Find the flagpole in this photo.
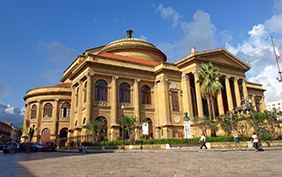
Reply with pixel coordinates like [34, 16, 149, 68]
[271, 36, 282, 82]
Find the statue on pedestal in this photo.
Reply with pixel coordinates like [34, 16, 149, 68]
[183, 112, 192, 139]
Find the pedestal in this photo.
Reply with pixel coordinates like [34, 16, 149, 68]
[183, 121, 192, 139]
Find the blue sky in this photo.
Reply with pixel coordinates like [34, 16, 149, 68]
[1, 0, 282, 127]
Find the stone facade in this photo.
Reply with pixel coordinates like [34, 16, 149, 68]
[22, 31, 266, 144]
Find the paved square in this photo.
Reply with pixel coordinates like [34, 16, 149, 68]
[5, 150, 281, 176]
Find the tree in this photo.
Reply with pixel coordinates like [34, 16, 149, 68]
[84, 120, 107, 143]
[118, 115, 137, 145]
[197, 62, 223, 120]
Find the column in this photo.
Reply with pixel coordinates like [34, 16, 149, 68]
[23, 103, 30, 141]
[70, 85, 76, 128]
[133, 79, 140, 123]
[193, 71, 204, 118]
[52, 99, 59, 137]
[252, 95, 257, 111]
[234, 77, 241, 107]
[77, 80, 83, 127]
[260, 96, 266, 111]
[217, 89, 225, 115]
[110, 76, 118, 125]
[181, 74, 194, 121]
[225, 76, 234, 111]
[86, 73, 93, 123]
[242, 80, 248, 100]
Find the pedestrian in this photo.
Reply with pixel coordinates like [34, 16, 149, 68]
[251, 132, 259, 152]
[199, 133, 207, 149]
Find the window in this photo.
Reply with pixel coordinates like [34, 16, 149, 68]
[119, 82, 130, 103]
[95, 80, 108, 101]
[141, 85, 151, 104]
[31, 104, 37, 119]
[61, 102, 71, 117]
[171, 91, 179, 111]
[76, 88, 79, 108]
[43, 103, 52, 117]
[84, 82, 87, 103]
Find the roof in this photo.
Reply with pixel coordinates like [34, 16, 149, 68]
[98, 52, 160, 66]
[52, 83, 72, 87]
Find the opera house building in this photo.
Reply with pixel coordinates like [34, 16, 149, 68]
[21, 31, 266, 146]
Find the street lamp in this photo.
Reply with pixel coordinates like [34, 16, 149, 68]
[230, 113, 237, 150]
[121, 104, 125, 150]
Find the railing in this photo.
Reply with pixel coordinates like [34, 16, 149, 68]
[60, 117, 70, 121]
[94, 101, 109, 106]
[141, 104, 153, 109]
[42, 116, 52, 121]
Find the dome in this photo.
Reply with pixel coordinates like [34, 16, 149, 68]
[99, 31, 167, 62]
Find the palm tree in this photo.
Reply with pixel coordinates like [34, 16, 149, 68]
[197, 62, 223, 120]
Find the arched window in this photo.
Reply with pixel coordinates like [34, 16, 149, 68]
[141, 85, 151, 104]
[119, 82, 130, 103]
[31, 104, 37, 119]
[76, 88, 79, 108]
[95, 80, 108, 101]
[255, 98, 261, 112]
[61, 102, 71, 117]
[43, 103, 52, 117]
[84, 82, 87, 103]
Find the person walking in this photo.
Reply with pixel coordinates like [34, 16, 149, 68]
[199, 133, 207, 149]
[251, 132, 260, 152]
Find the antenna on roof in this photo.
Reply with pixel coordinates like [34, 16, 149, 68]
[125, 30, 134, 38]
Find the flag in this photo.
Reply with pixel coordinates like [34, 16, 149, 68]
[272, 37, 280, 61]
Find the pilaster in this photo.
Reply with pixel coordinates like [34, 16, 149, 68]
[35, 100, 41, 137]
[110, 76, 118, 126]
[242, 80, 248, 100]
[133, 79, 140, 123]
[23, 103, 30, 139]
[252, 95, 257, 111]
[260, 96, 266, 111]
[217, 89, 225, 115]
[181, 74, 194, 121]
[86, 73, 94, 124]
[52, 99, 59, 137]
[158, 78, 171, 124]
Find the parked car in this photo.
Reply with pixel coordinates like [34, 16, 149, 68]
[42, 142, 56, 151]
[3, 142, 20, 153]
[32, 142, 43, 151]
[19, 142, 38, 152]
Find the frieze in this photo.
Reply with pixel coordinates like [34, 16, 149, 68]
[170, 83, 180, 90]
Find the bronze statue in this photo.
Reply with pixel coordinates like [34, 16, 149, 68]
[233, 97, 254, 114]
[28, 125, 37, 142]
[183, 112, 190, 122]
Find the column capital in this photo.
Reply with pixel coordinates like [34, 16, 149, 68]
[71, 85, 75, 91]
[261, 96, 265, 100]
[160, 78, 169, 84]
[134, 79, 140, 84]
[78, 80, 83, 85]
[234, 77, 239, 82]
[37, 100, 41, 104]
[112, 76, 119, 81]
[55, 99, 59, 103]
[192, 70, 197, 75]
[86, 72, 94, 79]
[182, 74, 189, 81]
[225, 75, 231, 80]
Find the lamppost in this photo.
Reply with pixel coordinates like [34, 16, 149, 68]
[166, 126, 169, 144]
[121, 104, 125, 150]
[230, 113, 237, 150]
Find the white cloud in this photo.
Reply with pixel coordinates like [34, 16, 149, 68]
[0, 103, 24, 127]
[274, 0, 282, 12]
[0, 83, 12, 100]
[47, 41, 76, 63]
[264, 13, 282, 33]
[140, 34, 147, 40]
[155, 4, 182, 27]
[249, 65, 282, 103]
[41, 68, 63, 82]
[178, 10, 217, 58]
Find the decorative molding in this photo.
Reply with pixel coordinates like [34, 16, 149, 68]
[154, 82, 157, 88]
[234, 77, 239, 82]
[37, 100, 41, 104]
[55, 99, 59, 103]
[169, 83, 180, 90]
[60, 117, 70, 121]
[192, 70, 197, 75]
[174, 115, 180, 123]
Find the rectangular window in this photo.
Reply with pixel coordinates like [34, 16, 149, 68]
[171, 91, 179, 111]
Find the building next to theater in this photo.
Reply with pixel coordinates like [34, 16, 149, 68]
[21, 30, 266, 146]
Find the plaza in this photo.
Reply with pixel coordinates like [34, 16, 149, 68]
[2, 148, 282, 176]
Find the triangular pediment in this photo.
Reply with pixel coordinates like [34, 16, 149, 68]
[175, 48, 251, 71]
